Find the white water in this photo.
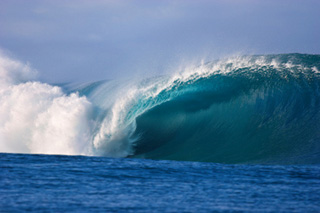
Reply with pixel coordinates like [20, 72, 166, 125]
[0, 53, 93, 155]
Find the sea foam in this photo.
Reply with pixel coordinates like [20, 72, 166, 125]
[0, 53, 93, 155]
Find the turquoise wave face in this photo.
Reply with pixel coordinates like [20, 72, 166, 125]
[72, 53, 320, 164]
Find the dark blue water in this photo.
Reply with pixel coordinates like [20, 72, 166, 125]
[1, 153, 319, 212]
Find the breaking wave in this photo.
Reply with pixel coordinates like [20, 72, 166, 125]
[1, 53, 320, 164]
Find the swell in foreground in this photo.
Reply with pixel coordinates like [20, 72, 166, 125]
[1, 53, 320, 164]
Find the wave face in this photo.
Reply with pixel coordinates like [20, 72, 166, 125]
[1, 53, 320, 164]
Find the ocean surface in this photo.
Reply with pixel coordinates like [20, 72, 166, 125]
[1, 153, 320, 212]
[1, 53, 320, 211]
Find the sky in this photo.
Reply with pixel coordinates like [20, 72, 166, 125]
[0, 0, 319, 83]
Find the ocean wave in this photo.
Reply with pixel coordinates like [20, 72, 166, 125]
[1, 53, 320, 164]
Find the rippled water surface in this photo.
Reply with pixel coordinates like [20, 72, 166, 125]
[1, 153, 319, 212]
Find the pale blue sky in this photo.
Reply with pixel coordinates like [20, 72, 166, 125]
[0, 0, 319, 83]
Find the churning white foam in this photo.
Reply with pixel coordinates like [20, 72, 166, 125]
[0, 53, 93, 155]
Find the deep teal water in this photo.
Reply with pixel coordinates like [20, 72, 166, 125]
[76, 54, 320, 164]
